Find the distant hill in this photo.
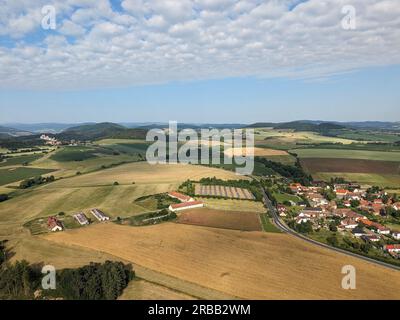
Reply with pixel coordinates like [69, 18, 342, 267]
[0, 126, 32, 137]
[246, 121, 345, 132]
[274, 121, 345, 132]
[58, 122, 147, 140]
[246, 120, 400, 131]
[339, 121, 400, 130]
[246, 122, 277, 128]
[2, 123, 86, 134]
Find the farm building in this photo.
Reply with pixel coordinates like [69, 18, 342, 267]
[73, 212, 89, 225]
[91, 208, 110, 222]
[169, 201, 205, 212]
[168, 191, 194, 203]
[47, 216, 63, 232]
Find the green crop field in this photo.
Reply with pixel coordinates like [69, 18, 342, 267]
[103, 143, 149, 155]
[0, 167, 55, 186]
[336, 131, 400, 143]
[260, 213, 281, 233]
[273, 192, 302, 204]
[50, 146, 104, 162]
[292, 148, 400, 162]
[0, 154, 44, 167]
[261, 155, 296, 165]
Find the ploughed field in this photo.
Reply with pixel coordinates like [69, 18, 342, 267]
[294, 148, 400, 187]
[177, 208, 262, 231]
[44, 223, 400, 300]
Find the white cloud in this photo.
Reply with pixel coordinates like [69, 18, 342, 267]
[59, 20, 86, 37]
[0, 0, 399, 89]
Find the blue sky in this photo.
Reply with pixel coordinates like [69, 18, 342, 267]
[0, 0, 399, 123]
[1, 65, 399, 123]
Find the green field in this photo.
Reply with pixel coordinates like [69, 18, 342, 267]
[273, 192, 302, 204]
[0, 167, 55, 186]
[0, 154, 43, 167]
[50, 146, 107, 162]
[335, 131, 400, 143]
[261, 155, 296, 165]
[260, 213, 281, 233]
[292, 148, 400, 161]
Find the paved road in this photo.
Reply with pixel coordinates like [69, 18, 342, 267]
[260, 186, 400, 272]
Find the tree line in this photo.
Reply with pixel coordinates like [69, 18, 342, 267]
[20, 175, 55, 189]
[255, 157, 312, 185]
[0, 258, 134, 300]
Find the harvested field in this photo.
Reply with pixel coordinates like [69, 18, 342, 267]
[301, 158, 400, 174]
[119, 279, 196, 300]
[195, 184, 255, 200]
[50, 162, 244, 188]
[224, 147, 288, 157]
[44, 223, 400, 300]
[199, 198, 265, 213]
[177, 208, 262, 231]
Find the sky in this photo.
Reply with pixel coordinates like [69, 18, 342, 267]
[0, 0, 399, 123]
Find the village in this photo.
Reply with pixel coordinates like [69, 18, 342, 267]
[274, 181, 400, 259]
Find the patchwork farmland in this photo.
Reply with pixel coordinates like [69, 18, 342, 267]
[177, 208, 262, 231]
[194, 184, 255, 200]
